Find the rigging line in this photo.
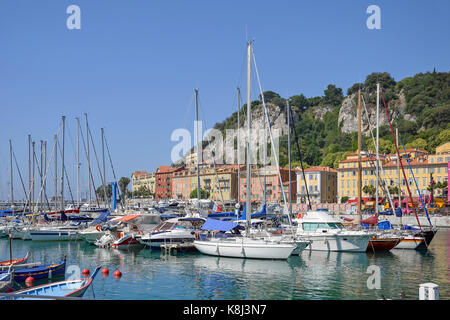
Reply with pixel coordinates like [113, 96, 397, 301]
[380, 88, 422, 230]
[196, 93, 225, 206]
[57, 140, 75, 206]
[398, 133, 432, 228]
[32, 146, 51, 212]
[360, 94, 395, 212]
[87, 125, 107, 201]
[23, 123, 62, 213]
[77, 121, 100, 208]
[103, 131, 119, 188]
[252, 48, 291, 226]
[287, 98, 312, 209]
[103, 130, 124, 209]
[11, 149, 27, 203]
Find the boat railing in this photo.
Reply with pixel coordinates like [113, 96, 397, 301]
[0, 292, 87, 300]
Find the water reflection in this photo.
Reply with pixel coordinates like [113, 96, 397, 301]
[0, 230, 448, 300]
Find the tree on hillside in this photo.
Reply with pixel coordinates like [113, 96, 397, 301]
[259, 91, 280, 102]
[289, 94, 309, 111]
[323, 84, 344, 107]
[405, 138, 428, 151]
[347, 83, 364, 96]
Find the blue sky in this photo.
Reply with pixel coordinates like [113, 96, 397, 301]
[0, 0, 449, 200]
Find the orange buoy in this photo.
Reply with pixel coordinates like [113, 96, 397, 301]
[25, 276, 34, 286]
[82, 268, 90, 276]
[114, 270, 122, 278]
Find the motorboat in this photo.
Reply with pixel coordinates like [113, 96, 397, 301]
[138, 216, 205, 250]
[94, 214, 143, 249]
[295, 211, 374, 252]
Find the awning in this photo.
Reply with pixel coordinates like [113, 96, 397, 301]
[110, 214, 141, 222]
[201, 218, 239, 232]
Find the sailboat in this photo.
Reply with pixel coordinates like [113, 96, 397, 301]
[375, 88, 431, 250]
[194, 42, 297, 260]
[295, 88, 374, 252]
[365, 83, 403, 252]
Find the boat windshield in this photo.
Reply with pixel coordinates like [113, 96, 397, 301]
[154, 222, 175, 231]
[302, 222, 343, 231]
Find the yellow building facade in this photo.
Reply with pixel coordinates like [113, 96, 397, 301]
[296, 166, 338, 204]
[131, 171, 156, 196]
[337, 142, 450, 202]
[172, 165, 239, 203]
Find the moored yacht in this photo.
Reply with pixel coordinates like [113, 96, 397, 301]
[138, 217, 205, 250]
[295, 211, 374, 252]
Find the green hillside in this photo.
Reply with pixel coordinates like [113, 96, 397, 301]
[211, 71, 450, 169]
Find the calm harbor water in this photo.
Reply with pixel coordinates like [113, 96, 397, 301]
[1, 230, 448, 300]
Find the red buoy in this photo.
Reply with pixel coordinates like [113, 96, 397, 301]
[114, 270, 122, 278]
[25, 276, 34, 286]
[101, 268, 109, 276]
[82, 268, 90, 276]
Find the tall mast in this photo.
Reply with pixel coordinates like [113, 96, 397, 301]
[237, 87, 241, 208]
[40, 140, 43, 209]
[32, 141, 35, 210]
[76, 117, 80, 207]
[396, 127, 402, 226]
[195, 89, 201, 211]
[246, 41, 252, 231]
[9, 140, 13, 212]
[287, 100, 292, 214]
[54, 135, 58, 210]
[355, 88, 362, 226]
[28, 135, 31, 206]
[44, 141, 47, 205]
[263, 95, 267, 206]
[85, 113, 91, 206]
[375, 83, 380, 220]
[61, 116, 65, 211]
[102, 127, 107, 205]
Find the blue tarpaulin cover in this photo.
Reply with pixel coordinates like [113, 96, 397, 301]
[201, 218, 239, 232]
[90, 211, 111, 225]
[401, 225, 420, 231]
[377, 220, 394, 230]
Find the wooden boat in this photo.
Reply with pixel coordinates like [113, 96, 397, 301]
[0, 251, 29, 266]
[367, 236, 402, 252]
[2, 265, 101, 300]
[0, 257, 66, 282]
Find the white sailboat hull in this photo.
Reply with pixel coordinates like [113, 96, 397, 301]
[30, 230, 80, 241]
[193, 238, 296, 260]
[393, 235, 424, 249]
[301, 234, 371, 252]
